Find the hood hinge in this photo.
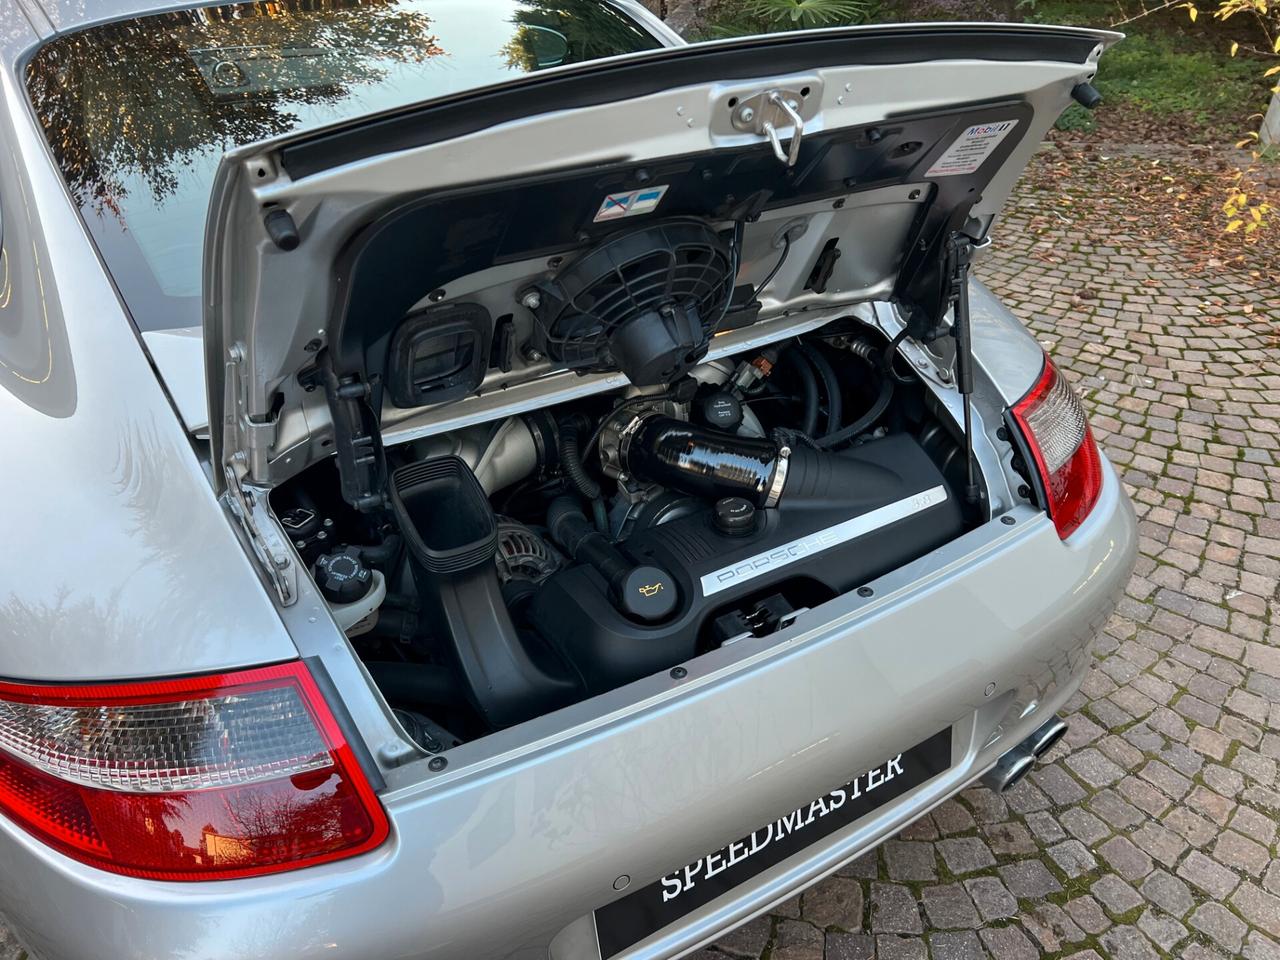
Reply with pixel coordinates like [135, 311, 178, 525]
[221, 344, 297, 605]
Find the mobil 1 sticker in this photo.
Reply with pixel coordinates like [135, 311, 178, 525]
[925, 120, 1019, 177]
[595, 728, 952, 958]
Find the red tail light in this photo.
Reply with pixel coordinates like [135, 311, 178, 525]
[1010, 355, 1104, 540]
[0, 662, 388, 880]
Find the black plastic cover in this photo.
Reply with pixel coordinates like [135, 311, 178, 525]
[527, 433, 963, 693]
[386, 302, 490, 408]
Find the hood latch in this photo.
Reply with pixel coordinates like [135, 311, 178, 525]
[731, 89, 807, 167]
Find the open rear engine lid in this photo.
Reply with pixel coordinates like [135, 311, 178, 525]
[204, 21, 1118, 498]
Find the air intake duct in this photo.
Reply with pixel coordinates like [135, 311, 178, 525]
[618, 415, 891, 509]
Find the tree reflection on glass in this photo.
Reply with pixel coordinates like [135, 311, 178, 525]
[26, 0, 445, 213]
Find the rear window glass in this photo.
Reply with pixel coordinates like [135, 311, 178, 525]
[26, 0, 662, 332]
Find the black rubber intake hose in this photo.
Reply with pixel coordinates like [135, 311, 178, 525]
[621, 416, 891, 508]
[624, 416, 782, 507]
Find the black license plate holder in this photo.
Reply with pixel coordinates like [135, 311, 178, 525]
[595, 728, 952, 958]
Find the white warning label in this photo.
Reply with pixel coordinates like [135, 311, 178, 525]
[924, 120, 1019, 178]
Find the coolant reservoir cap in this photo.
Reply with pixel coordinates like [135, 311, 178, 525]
[699, 391, 743, 430]
[617, 565, 678, 623]
[315, 547, 373, 604]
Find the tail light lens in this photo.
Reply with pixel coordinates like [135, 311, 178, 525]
[1010, 355, 1104, 540]
[0, 662, 388, 880]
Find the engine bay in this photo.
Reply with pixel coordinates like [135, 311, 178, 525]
[273, 321, 977, 747]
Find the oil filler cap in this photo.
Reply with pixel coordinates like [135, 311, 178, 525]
[714, 497, 756, 537]
[616, 565, 678, 623]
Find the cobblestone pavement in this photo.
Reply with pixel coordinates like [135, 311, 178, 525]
[692, 172, 1280, 959]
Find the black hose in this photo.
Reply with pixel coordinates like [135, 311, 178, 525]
[816, 375, 894, 450]
[365, 662, 464, 707]
[885, 327, 917, 385]
[798, 342, 842, 436]
[784, 346, 820, 438]
[558, 418, 608, 533]
[755, 235, 791, 295]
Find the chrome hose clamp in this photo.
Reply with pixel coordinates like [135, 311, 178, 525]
[763, 445, 790, 509]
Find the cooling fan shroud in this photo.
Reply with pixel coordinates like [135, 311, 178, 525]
[528, 218, 737, 386]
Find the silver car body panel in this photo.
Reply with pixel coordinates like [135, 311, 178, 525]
[0, 2, 299, 682]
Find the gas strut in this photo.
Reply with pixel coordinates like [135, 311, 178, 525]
[946, 232, 982, 507]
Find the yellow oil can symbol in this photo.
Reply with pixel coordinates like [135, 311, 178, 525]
[637, 582, 664, 598]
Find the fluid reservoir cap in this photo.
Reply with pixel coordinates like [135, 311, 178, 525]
[315, 547, 373, 605]
[699, 391, 743, 431]
[617, 565, 679, 623]
[714, 497, 756, 537]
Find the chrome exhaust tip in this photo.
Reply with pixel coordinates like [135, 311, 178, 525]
[981, 716, 1068, 793]
[1028, 716, 1068, 759]
[981, 748, 1035, 793]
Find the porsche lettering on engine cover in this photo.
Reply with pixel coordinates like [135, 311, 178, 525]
[700, 485, 949, 597]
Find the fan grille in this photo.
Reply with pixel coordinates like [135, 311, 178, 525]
[535, 220, 735, 372]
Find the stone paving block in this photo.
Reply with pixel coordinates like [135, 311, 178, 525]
[1136, 908, 1187, 952]
[824, 932, 875, 960]
[982, 822, 1036, 857]
[1064, 895, 1111, 936]
[1231, 883, 1280, 938]
[977, 925, 1038, 960]
[1059, 806, 1111, 845]
[1190, 901, 1250, 953]
[801, 876, 862, 931]
[962, 877, 1018, 922]
[936, 837, 996, 876]
[1098, 835, 1155, 881]
[928, 930, 988, 960]
[871, 883, 922, 935]
[1099, 925, 1161, 960]
[876, 935, 927, 960]
[1092, 874, 1145, 916]
[883, 840, 937, 882]
[772, 919, 824, 960]
[1139, 869, 1194, 918]
[1178, 849, 1243, 900]
[997, 860, 1062, 899]
[1046, 838, 1097, 879]
[921, 884, 980, 931]
[1213, 829, 1271, 874]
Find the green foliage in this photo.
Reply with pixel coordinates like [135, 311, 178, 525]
[745, 0, 876, 27]
[1091, 33, 1266, 120]
[1054, 103, 1098, 132]
[693, 0, 878, 37]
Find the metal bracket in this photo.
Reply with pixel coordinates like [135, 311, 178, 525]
[731, 89, 807, 167]
[222, 343, 297, 606]
[224, 453, 298, 606]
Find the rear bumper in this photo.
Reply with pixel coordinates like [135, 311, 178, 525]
[0, 459, 1136, 960]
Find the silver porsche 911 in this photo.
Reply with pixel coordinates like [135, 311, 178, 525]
[0, 1, 1135, 957]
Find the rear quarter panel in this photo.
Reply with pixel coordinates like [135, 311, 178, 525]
[0, 19, 297, 681]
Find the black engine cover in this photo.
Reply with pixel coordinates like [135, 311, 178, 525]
[527, 433, 964, 693]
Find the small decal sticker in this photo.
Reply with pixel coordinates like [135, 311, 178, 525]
[924, 120, 1019, 178]
[593, 184, 670, 222]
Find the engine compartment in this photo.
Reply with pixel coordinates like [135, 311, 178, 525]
[273, 323, 977, 747]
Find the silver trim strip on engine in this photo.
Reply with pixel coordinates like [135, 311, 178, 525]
[699, 485, 950, 597]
